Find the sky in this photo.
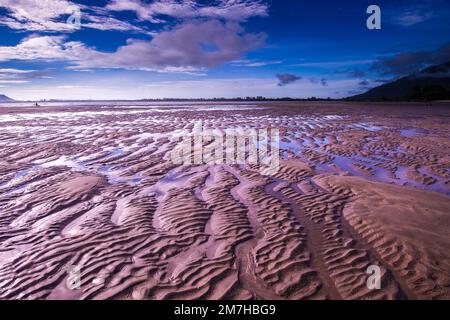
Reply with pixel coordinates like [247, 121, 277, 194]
[0, 0, 449, 100]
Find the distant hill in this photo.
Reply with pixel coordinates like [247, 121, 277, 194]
[348, 61, 450, 101]
[0, 94, 14, 102]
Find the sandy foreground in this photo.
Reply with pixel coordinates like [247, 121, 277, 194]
[0, 101, 449, 300]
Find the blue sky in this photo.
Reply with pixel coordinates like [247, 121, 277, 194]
[0, 0, 449, 100]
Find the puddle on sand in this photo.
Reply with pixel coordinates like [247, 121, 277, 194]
[149, 166, 208, 201]
[0, 154, 145, 192]
[311, 152, 449, 195]
[400, 128, 426, 137]
[41, 156, 88, 171]
[0, 166, 42, 193]
[395, 166, 449, 195]
[417, 167, 450, 194]
[349, 123, 385, 132]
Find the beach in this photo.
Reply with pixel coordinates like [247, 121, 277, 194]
[0, 101, 449, 300]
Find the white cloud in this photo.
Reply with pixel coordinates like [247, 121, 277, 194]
[0, 68, 36, 73]
[106, 0, 268, 22]
[0, 80, 29, 84]
[0, 67, 54, 84]
[0, 20, 266, 73]
[0, 35, 103, 62]
[0, 0, 268, 32]
[387, 2, 437, 27]
[54, 85, 93, 89]
[295, 59, 374, 68]
[392, 11, 435, 26]
[0, 1, 269, 76]
[231, 59, 283, 67]
[72, 20, 266, 72]
[0, 0, 147, 32]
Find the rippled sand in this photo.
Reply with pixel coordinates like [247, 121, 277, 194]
[0, 101, 449, 300]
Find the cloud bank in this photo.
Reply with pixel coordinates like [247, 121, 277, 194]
[106, 0, 268, 22]
[0, 20, 266, 73]
[0, 0, 268, 32]
[0, 0, 145, 32]
[371, 42, 450, 76]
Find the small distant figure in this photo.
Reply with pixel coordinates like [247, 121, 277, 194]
[35, 102, 40, 107]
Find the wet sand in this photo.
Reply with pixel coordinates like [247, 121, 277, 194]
[0, 101, 449, 300]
